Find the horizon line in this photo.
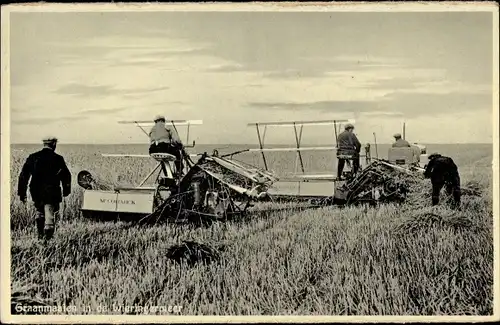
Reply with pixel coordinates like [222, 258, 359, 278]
[10, 142, 495, 146]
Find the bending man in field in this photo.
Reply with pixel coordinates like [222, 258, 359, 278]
[424, 153, 461, 209]
[148, 115, 185, 176]
[17, 136, 72, 240]
[336, 123, 362, 180]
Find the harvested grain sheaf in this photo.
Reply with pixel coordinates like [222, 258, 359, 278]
[462, 180, 482, 197]
[392, 172, 490, 236]
[400, 172, 484, 210]
[166, 240, 222, 266]
[394, 211, 483, 236]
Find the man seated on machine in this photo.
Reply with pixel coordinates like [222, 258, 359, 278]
[148, 115, 184, 176]
[336, 123, 362, 180]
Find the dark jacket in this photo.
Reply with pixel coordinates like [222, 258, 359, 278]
[336, 130, 362, 156]
[18, 148, 72, 204]
[424, 156, 459, 183]
[392, 139, 411, 147]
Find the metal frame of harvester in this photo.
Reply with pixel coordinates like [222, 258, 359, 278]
[79, 120, 203, 218]
[220, 119, 369, 200]
[246, 119, 355, 181]
[101, 119, 202, 187]
[77, 117, 429, 224]
[78, 119, 278, 225]
[222, 118, 429, 206]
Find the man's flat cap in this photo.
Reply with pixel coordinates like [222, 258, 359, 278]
[344, 123, 355, 130]
[42, 136, 58, 144]
[428, 152, 441, 160]
[393, 133, 402, 138]
[154, 115, 166, 122]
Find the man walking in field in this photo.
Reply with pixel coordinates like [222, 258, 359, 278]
[336, 123, 362, 180]
[148, 115, 185, 176]
[17, 137, 72, 240]
[424, 153, 461, 209]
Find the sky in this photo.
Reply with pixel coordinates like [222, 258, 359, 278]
[8, 10, 495, 145]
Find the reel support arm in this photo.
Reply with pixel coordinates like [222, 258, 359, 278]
[293, 122, 305, 174]
[255, 123, 269, 170]
[137, 163, 163, 187]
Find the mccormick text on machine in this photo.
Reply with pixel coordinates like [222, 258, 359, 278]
[99, 199, 137, 205]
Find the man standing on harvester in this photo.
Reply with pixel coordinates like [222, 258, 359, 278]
[336, 123, 362, 180]
[424, 153, 461, 209]
[148, 115, 185, 176]
[17, 136, 72, 240]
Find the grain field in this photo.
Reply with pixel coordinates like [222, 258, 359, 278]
[8, 143, 494, 315]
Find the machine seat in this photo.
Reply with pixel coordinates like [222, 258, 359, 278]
[388, 147, 418, 165]
[337, 154, 356, 160]
[150, 153, 177, 162]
